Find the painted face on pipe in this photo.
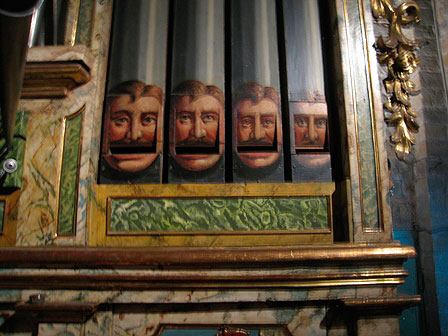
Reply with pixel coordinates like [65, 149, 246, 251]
[235, 98, 281, 169]
[104, 94, 161, 173]
[171, 94, 224, 171]
[291, 101, 327, 150]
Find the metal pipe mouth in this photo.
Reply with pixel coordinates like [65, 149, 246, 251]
[0, 0, 43, 17]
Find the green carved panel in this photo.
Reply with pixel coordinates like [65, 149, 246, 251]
[75, 0, 95, 45]
[58, 112, 83, 235]
[109, 197, 329, 233]
[0, 110, 29, 188]
[0, 201, 5, 233]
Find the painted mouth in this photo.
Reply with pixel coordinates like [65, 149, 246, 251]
[240, 152, 275, 159]
[176, 154, 219, 159]
[111, 154, 148, 160]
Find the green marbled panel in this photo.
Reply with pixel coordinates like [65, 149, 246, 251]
[0, 110, 29, 188]
[345, 0, 379, 230]
[109, 197, 329, 233]
[0, 201, 5, 233]
[75, 0, 95, 45]
[359, 129, 380, 229]
[58, 112, 83, 235]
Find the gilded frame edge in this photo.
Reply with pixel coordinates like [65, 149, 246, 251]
[337, 0, 393, 241]
[88, 182, 335, 247]
[55, 106, 85, 238]
[359, 0, 394, 239]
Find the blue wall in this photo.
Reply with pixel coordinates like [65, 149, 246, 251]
[393, 230, 420, 336]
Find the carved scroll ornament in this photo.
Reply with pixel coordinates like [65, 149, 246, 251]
[372, 0, 421, 160]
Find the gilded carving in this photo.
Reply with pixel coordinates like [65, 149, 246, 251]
[372, 0, 421, 159]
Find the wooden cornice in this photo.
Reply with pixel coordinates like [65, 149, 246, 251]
[342, 295, 422, 315]
[0, 268, 409, 290]
[21, 61, 90, 99]
[0, 244, 416, 290]
[0, 244, 416, 268]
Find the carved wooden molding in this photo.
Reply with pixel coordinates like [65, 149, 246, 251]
[21, 61, 90, 99]
[0, 244, 416, 268]
[0, 245, 415, 290]
[342, 295, 421, 315]
[0, 268, 409, 290]
[372, 0, 421, 160]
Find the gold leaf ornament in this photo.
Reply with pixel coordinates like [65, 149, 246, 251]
[373, 0, 422, 160]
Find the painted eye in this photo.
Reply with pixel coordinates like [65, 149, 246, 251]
[240, 118, 253, 127]
[178, 114, 192, 123]
[113, 117, 129, 126]
[295, 118, 308, 127]
[142, 116, 156, 125]
[262, 118, 275, 126]
[315, 118, 327, 128]
[202, 114, 216, 122]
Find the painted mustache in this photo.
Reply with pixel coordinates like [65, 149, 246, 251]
[176, 137, 215, 147]
[297, 136, 323, 145]
[238, 139, 274, 146]
[109, 139, 153, 146]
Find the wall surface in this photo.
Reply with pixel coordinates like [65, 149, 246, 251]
[374, 0, 448, 334]
[430, 0, 448, 333]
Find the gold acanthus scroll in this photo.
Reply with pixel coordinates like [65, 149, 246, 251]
[372, 0, 421, 160]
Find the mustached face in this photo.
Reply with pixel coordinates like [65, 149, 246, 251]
[294, 114, 327, 148]
[171, 94, 224, 171]
[104, 94, 162, 172]
[291, 101, 328, 150]
[235, 98, 282, 168]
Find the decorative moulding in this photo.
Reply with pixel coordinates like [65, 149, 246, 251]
[21, 61, 90, 99]
[372, 0, 422, 160]
[342, 295, 421, 315]
[0, 244, 415, 290]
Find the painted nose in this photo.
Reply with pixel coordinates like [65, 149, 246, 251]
[193, 118, 206, 139]
[308, 117, 318, 141]
[127, 118, 142, 142]
[254, 117, 265, 140]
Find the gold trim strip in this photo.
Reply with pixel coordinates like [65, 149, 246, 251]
[0, 276, 406, 290]
[343, 295, 421, 308]
[342, 0, 369, 231]
[359, 0, 384, 232]
[342, 0, 383, 232]
[0, 244, 416, 267]
[95, 182, 335, 198]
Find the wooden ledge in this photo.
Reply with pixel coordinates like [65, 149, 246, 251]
[342, 295, 421, 314]
[14, 302, 98, 323]
[21, 61, 90, 99]
[0, 244, 416, 269]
